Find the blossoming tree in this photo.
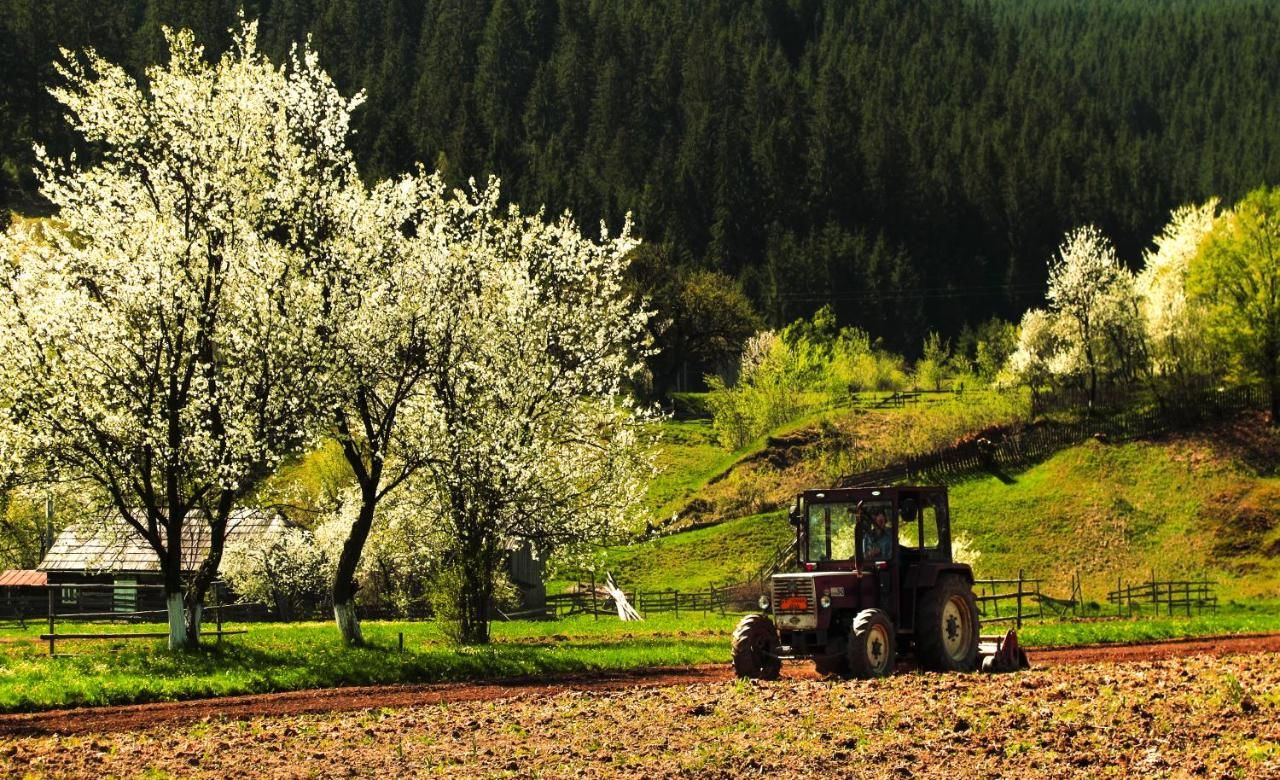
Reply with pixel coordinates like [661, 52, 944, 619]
[1136, 200, 1220, 390]
[321, 172, 456, 644]
[0, 22, 357, 648]
[405, 180, 656, 644]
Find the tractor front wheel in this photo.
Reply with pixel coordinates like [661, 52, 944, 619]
[847, 609, 895, 679]
[731, 614, 782, 680]
[917, 574, 980, 672]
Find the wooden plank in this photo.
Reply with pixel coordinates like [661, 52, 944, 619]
[40, 630, 247, 640]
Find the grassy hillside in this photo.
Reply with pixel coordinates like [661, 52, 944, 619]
[601, 410, 1280, 603]
[951, 413, 1280, 601]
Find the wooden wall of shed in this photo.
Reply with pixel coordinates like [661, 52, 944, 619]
[0, 587, 45, 619]
[43, 571, 169, 616]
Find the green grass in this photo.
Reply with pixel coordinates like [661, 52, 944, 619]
[1018, 601, 1280, 646]
[646, 419, 743, 520]
[0, 615, 739, 713]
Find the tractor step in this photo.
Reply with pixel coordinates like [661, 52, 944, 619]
[978, 629, 1031, 673]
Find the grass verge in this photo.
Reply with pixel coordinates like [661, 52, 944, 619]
[1, 603, 1278, 713]
[0, 615, 738, 713]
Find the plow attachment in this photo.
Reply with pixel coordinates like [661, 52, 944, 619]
[978, 629, 1031, 673]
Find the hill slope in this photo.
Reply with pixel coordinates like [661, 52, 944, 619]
[597, 411, 1280, 602]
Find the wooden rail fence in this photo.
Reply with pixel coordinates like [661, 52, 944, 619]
[1107, 573, 1217, 617]
[973, 571, 1043, 630]
[41, 582, 248, 655]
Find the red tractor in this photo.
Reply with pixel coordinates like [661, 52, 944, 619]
[732, 485, 1026, 678]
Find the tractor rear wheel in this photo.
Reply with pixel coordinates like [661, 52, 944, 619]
[731, 614, 782, 680]
[847, 608, 895, 679]
[917, 574, 980, 672]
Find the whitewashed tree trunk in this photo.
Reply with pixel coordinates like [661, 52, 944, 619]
[166, 592, 187, 650]
[334, 600, 363, 645]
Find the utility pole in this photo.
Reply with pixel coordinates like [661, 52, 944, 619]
[41, 492, 53, 560]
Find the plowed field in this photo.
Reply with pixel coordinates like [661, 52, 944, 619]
[3, 638, 1278, 778]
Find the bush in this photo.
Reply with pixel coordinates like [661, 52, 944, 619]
[705, 307, 910, 449]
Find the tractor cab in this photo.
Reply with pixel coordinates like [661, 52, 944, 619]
[793, 485, 953, 568]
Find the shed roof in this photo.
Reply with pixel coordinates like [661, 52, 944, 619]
[38, 508, 292, 574]
[0, 570, 47, 588]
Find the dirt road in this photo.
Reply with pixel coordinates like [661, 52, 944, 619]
[2, 632, 1278, 737]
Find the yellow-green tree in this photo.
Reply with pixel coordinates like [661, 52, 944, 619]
[1189, 187, 1280, 424]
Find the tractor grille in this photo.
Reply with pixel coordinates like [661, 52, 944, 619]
[772, 576, 817, 617]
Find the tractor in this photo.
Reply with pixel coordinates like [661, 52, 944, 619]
[731, 485, 1028, 679]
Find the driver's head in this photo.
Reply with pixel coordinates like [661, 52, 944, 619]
[874, 510, 887, 527]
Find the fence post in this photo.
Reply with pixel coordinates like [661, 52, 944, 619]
[47, 586, 55, 656]
[674, 590, 680, 618]
[591, 572, 598, 621]
[215, 582, 223, 645]
[1016, 569, 1024, 630]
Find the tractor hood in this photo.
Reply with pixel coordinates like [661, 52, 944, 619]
[770, 571, 854, 631]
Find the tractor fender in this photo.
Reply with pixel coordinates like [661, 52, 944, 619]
[903, 563, 974, 590]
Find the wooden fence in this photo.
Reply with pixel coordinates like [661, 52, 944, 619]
[973, 571, 1043, 629]
[41, 582, 248, 655]
[1107, 574, 1217, 618]
[543, 569, 1051, 628]
[541, 583, 738, 620]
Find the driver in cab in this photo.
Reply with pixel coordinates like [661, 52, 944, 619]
[861, 509, 893, 561]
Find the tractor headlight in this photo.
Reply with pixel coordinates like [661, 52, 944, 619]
[758, 595, 770, 611]
[820, 594, 832, 609]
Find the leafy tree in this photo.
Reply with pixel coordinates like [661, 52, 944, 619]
[0, 22, 350, 648]
[914, 333, 952, 392]
[1189, 187, 1280, 424]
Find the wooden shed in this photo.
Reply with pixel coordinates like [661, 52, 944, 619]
[38, 508, 293, 616]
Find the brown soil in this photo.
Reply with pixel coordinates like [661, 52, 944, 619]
[6, 649, 1279, 779]
[3, 632, 1279, 738]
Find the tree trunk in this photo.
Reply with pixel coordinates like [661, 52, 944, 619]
[166, 591, 187, 650]
[1270, 372, 1279, 427]
[333, 600, 362, 644]
[184, 600, 203, 647]
[456, 555, 493, 645]
[332, 494, 377, 645]
[163, 529, 188, 650]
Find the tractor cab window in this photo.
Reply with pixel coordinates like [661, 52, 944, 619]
[898, 496, 941, 549]
[805, 502, 858, 561]
[829, 504, 857, 559]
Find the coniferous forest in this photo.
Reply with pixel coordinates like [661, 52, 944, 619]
[3, 0, 1279, 375]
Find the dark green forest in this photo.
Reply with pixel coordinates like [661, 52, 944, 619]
[3, 0, 1279, 388]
